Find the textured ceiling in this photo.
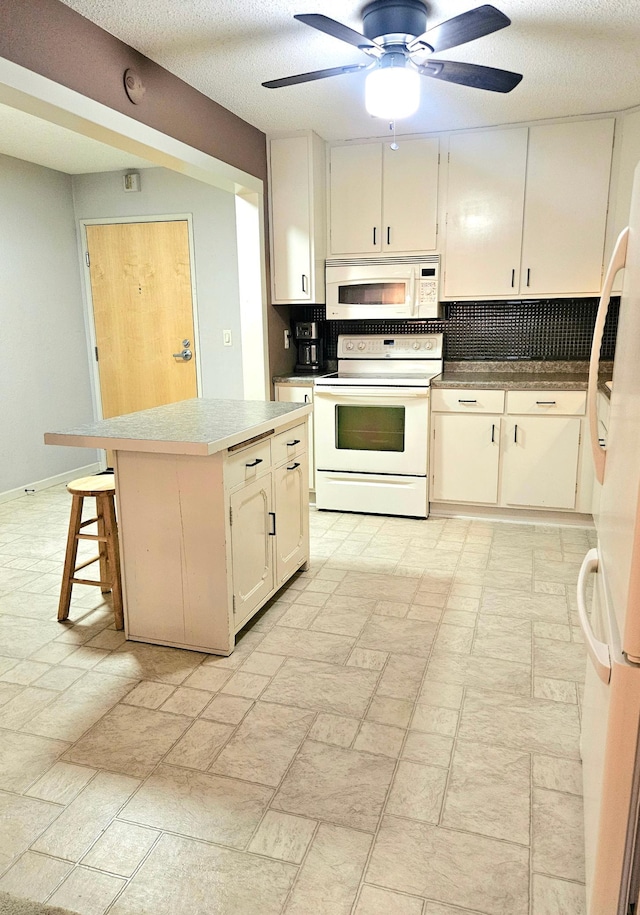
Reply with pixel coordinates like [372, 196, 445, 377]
[0, 104, 153, 174]
[56, 0, 640, 141]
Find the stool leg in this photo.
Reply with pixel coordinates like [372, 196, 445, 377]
[97, 499, 110, 594]
[102, 493, 124, 630]
[58, 494, 83, 622]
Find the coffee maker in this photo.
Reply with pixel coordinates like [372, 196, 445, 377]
[294, 321, 324, 374]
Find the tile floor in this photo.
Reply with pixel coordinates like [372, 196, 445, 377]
[0, 485, 594, 914]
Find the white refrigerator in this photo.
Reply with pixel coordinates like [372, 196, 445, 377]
[581, 165, 640, 914]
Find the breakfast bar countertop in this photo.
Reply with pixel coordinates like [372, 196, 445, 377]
[44, 398, 312, 456]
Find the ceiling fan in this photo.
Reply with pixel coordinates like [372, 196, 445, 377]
[262, 0, 522, 116]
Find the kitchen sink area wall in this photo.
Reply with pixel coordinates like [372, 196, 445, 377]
[72, 166, 246, 401]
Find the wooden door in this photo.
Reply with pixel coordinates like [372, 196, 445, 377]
[86, 220, 197, 419]
[383, 138, 439, 252]
[444, 127, 528, 298]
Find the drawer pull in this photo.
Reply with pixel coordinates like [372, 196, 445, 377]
[287, 462, 301, 471]
[458, 399, 477, 404]
[287, 439, 301, 446]
[536, 400, 556, 405]
[245, 458, 263, 468]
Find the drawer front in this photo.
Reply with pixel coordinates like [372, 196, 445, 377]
[431, 388, 505, 414]
[272, 423, 307, 466]
[506, 390, 586, 415]
[225, 440, 272, 490]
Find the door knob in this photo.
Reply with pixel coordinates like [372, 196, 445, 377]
[172, 349, 192, 361]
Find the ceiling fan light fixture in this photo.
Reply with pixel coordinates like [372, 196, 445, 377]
[365, 59, 420, 119]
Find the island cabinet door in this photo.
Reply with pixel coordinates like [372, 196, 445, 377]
[230, 476, 274, 623]
[273, 455, 309, 585]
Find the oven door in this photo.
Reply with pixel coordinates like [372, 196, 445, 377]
[314, 385, 429, 475]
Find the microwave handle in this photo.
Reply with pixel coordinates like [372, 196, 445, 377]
[410, 266, 419, 317]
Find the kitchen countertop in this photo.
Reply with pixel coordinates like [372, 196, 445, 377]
[431, 360, 613, 392]
[44, 398, 312, 456]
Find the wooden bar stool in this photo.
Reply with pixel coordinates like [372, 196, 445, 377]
[58, 474, 124, 630]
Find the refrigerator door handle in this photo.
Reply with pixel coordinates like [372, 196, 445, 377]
[588, 227, 629, 484]
[577, 548, 611, 685]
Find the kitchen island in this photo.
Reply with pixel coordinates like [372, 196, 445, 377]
[45, 398, 312, 655]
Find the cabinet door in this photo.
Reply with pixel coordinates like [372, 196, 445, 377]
[444, 128, 528, 298]
[502, 416, 581, 509]
[270, 136, 312, 302]
[520, 119, 614, 296]
[431, 414, 500, 504]
[274, 385, 314, 489]
[330, 144, 382, 255]
[230, 476, 273, 623]
[383, 138, 439, 251]
[273, 456, 309, 585]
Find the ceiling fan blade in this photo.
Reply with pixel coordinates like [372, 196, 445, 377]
[418, 59, 522, 93]
[294, 14, 382, 55]
[408, 5, 510, 54]
[262, 64, 369, 89]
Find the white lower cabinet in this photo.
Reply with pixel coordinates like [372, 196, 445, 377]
[228, 422, 309, 629]
[501, 415, 582, 509]
[431, 414, 500, 504]
[431, 388, 589, 512]
[274, 382, 315, 489]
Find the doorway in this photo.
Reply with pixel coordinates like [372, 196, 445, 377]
[84, 218, 199, 420]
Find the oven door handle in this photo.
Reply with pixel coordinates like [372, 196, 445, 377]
[315, 387, 428, 398]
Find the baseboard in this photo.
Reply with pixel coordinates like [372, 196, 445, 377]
[0, 462, 103, 505]
[429, 501, 595, 528]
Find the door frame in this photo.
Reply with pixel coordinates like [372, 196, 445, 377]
[79, 214, 202, 424]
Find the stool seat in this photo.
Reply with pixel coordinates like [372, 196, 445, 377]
[58, 474, 123, 630]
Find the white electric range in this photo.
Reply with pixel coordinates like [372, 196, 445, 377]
[314, 333, 443, 518]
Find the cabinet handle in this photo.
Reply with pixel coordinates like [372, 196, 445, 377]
[458, 399, 477, 404]
[387, 226, 391, 245]
[373, 227, 377, 246]
[286, 439, 301, 446]
[598, 438, 606, 446]
[526, 268, 531, 287]
[268, 512, 276, 536]
[514, 424, 518, 444]
[287, 462, 301, 471]
[245, 457, 263, 468]
[491, 423, 495, 443]
[301, 274, 308, 294]
[511, 269, 515, 288]
[304, 394, 310, 403]
[536, 400, 556, 405]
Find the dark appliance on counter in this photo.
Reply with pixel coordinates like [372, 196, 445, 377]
[294, 321, 324, 374]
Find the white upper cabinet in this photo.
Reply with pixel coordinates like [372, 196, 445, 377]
[444, 127, 528, 298]
[268, 132, 326, 304]
[329, 138, 439, 256]
[521, 119, 615, 296]
[444, 118, 615, 299]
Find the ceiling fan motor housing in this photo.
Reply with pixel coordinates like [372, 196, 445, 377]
[362, 0, 428, 43]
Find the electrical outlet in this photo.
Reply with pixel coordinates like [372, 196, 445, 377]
[284, 330, 292, 350]
[223, 330, 232, 346]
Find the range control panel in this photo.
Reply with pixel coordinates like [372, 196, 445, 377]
[337, 334, 443, 359]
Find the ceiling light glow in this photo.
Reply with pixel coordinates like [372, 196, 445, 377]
[365, 63, 420, 120]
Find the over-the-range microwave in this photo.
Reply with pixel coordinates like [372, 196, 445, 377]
[325, 255, 440, 320]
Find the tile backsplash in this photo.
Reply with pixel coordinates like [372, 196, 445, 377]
[292, 297, 619, 363]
